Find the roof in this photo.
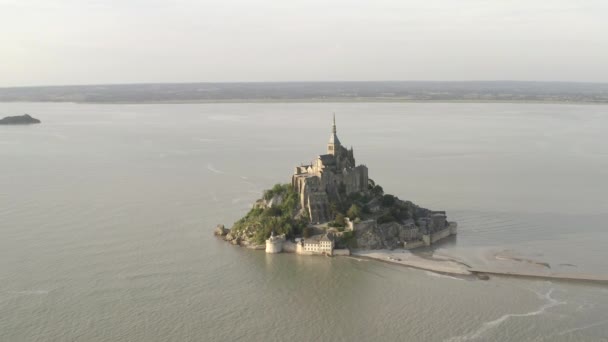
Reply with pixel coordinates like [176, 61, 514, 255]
[303, 233, 333, 244]
[328, 133, 341, 146]
[320, 234, 333, 242]
[318, 154, 335, 164]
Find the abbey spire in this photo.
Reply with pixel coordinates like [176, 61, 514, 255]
[328, 113, 341, 155]
[332, 113, 337, 134]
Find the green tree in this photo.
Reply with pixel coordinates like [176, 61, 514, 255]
[303, 226, 313, 238]
[264, 206, 282, 217]
[372, 185, 384, 196]
[347, 204, 361, 220]
[377, 213, 396, 224]
[334, 213, 346, 226]
[381, 194, 395, 207]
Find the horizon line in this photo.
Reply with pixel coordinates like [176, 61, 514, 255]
[3, 79, 608, 89]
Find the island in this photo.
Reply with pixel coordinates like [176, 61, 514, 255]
[0, 114, 41, 125]
[216, 115, 457, 259]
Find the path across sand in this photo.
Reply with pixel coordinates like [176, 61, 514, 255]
[351, 249, 472, 275]
[349, 249, 608, 284]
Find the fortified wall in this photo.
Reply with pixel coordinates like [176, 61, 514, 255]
[351, 214, 457, 250]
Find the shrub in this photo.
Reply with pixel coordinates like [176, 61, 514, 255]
[264, 206, 282, 217]
[377, 214, 396, 224]
[381, 194, 396, 207]
[347, 204, 361, 220]
[263, 183, 289, 200]
[372, 185, 384, 196]
[232, 183, 306, 242]
[334, 213, 346, 226]
[390, 207, 409, 221]
[303, 226, 313, 238]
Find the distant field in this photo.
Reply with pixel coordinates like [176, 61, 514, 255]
[1, 81, 608, 104]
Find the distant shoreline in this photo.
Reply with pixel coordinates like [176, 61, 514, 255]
[1, 99, 607, 105]
[2, 81, 607, 105]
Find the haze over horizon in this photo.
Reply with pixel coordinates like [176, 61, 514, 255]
[2, 0, 608, 87]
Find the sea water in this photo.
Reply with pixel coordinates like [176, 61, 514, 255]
[1, 102, 607, 341]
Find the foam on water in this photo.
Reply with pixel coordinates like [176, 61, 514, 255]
[8, 290, 50, 295]
[555, 320, 608, 338]
[445, 288, 566, 341]
[206, 163, 224, 174]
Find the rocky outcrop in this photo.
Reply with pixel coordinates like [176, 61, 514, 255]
[267, 194, 283, 208]
[0, 114, 41, 125]
[214, 224, 228, 237]
[225, 233, 240, 245]
[253, 193, 284, 209]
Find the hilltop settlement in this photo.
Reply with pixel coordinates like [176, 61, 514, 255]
[215, 115, 457, 256]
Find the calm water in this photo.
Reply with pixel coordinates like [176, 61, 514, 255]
[1, 102, 607, 341]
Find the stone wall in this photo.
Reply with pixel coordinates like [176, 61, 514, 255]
[265, 235, 285, 253]
[449, 222, 458, 234]
[430, 227, 451, 244]
[283, 241, 297, 253]
[428, 223, 457, 244]
[403, 240, 426, 249]
[333, 249, 351, 256]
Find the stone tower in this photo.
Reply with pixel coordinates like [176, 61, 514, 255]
[327, 113, 341, 155]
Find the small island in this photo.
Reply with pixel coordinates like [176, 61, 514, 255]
[0, 114, 41, 125]
[215, 115, 456, 258]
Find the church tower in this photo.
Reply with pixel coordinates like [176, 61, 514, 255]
[327, 114, 341, 155]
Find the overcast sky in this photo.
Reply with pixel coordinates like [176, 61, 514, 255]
[1, 0, 608, 86]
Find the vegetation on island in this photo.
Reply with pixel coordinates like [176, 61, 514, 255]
[229, 179, 430, 247]
[327, 179, 425, 227]
[230, 184, 308, 245]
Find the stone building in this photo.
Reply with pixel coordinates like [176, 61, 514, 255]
[292, 115, 369, 223]
[296, 233, 335, 255]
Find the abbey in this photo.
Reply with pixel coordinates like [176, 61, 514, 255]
[218, 114, 457, 255]
[292, 115, 369, 223]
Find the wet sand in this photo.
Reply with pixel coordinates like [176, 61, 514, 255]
[350, 250, 472, 275]
[350, 249, 608, 284]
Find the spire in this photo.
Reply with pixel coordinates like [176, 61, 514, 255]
[332, 113, 337, 134]
[328, 113, 341, 155]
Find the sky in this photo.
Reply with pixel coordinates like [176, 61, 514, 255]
[1, 0, 608, 87]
